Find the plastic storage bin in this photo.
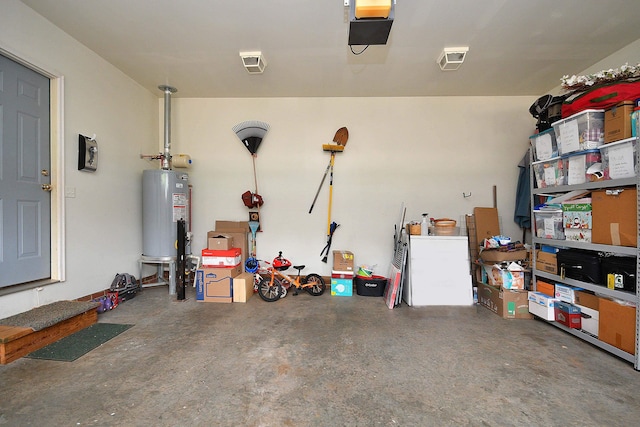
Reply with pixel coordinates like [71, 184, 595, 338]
[354, 275, 386, 296]
[532, 156, 565, 188]
[552, 109, 605, 155]
[534, 208, 565, 240]
[562, 149, 602, 185]
[599, 137, 638, 180]
[530, 128, 558, 161]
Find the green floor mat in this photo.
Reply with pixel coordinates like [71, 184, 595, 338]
[26, 323, 133, 361]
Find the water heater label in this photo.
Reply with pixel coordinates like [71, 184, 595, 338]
[173, 206, 187, 222]
[173, 193, 188, 222]
[173, 193, 187, 205]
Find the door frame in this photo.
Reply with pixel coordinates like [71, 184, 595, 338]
[0, 46, 65, 294]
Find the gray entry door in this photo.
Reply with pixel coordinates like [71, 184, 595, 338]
[0, 54, 51, 288]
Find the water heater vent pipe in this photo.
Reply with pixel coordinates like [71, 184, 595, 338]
[158, 85, 177, 170]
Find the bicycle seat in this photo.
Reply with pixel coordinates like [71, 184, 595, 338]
[293, 265, 305, 271]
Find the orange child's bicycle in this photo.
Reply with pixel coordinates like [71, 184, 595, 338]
[256, 251, 326, 302]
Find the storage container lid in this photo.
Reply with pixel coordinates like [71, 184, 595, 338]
[550, 108, 605, 126]
[560, 148, 601, 158]
[531, 155, 562, 165]
[529, 128, 555, 139]
[598, 136, 637, 150]
[533, 208, 563, 213]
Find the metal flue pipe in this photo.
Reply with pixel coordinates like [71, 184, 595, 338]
[158, 85, 177, 170]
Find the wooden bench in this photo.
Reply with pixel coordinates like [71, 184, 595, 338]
[0, 300, 99, 364]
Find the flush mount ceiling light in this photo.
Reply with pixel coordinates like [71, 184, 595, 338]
[239, 51, 267, 74]
[437, 47, 469, 71]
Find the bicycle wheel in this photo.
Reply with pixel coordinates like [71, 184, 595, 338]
[303, 273, 326, 296]
[257, 277, 283, 302]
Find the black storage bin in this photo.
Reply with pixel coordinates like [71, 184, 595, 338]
[355, 275, 386, 297]
[556, 248, 601, 284]
[600, 255, 636, 292]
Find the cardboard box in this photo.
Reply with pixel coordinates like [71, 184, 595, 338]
[591, 188, 637, 247]
[207, 234, 234, 250]
[481, 263, 525, 290]
[195, 265, 242, 303]
[331, 277, 353, 297]
[232, 272, 255, 303]
[604, 101, 634, 143]
[477, 282, 532, 319]
[479, 248, 528, 263]
[576, 304, 599, 337]
[332, 250, 354, 273]
[528, 292, 558, 320]
[554, 283, 582, 304]
[574, 291, 599, 310]
[201, 248, 242, 267]
[473, 207, 501, 244]
[213, 221, 251, 266]
[555, 301, 582, 329]
[331, 271, 354, 279]
[562, 199, 592, 229]
[535, 250, 557, 275]
[599, 298, 636, 354]
[564, 228, 592, 242]
[536, 279, 555, 297]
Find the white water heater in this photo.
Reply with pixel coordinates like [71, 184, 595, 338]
[142, 169, 190, 258]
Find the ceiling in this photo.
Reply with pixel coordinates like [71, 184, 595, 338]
[19, 0, 640, 98]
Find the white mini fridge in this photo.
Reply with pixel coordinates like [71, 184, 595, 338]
[403, 235, 473, 306]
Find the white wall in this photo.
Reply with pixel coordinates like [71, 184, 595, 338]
[0, 0, 158, 317]
[170, 96, 535, 277]
[6, 0, 636, 318]
[549, 39, 640, 95]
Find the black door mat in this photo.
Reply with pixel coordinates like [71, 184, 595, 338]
[26, 323, 133, 361]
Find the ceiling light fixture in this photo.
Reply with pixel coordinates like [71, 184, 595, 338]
[437, 47, 469, 71]
[239, 51, 267, 74]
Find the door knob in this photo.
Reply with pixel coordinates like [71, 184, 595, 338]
[41, 184, 52, 192]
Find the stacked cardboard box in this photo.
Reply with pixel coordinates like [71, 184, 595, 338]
[331, 250, 354, 296]
[574, 291, 599, 337]
[562, 198, 592, 242]
[470, 207, 532, 319]
[477, 281, 532, 319]
[604, 101, 634, 143]
[197, 221, 253, 303]
[591, 188, 637, 247]
[195, 265, 241, 303]
[599, 297, 636, 354]
[527, 292, 558, 321]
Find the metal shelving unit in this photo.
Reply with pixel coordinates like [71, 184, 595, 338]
[529, 137, 640, 370]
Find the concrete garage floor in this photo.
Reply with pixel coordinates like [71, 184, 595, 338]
[1, 285, 640, 426]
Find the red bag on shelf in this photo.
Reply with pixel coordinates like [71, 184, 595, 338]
[561, 80, 640, 118]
